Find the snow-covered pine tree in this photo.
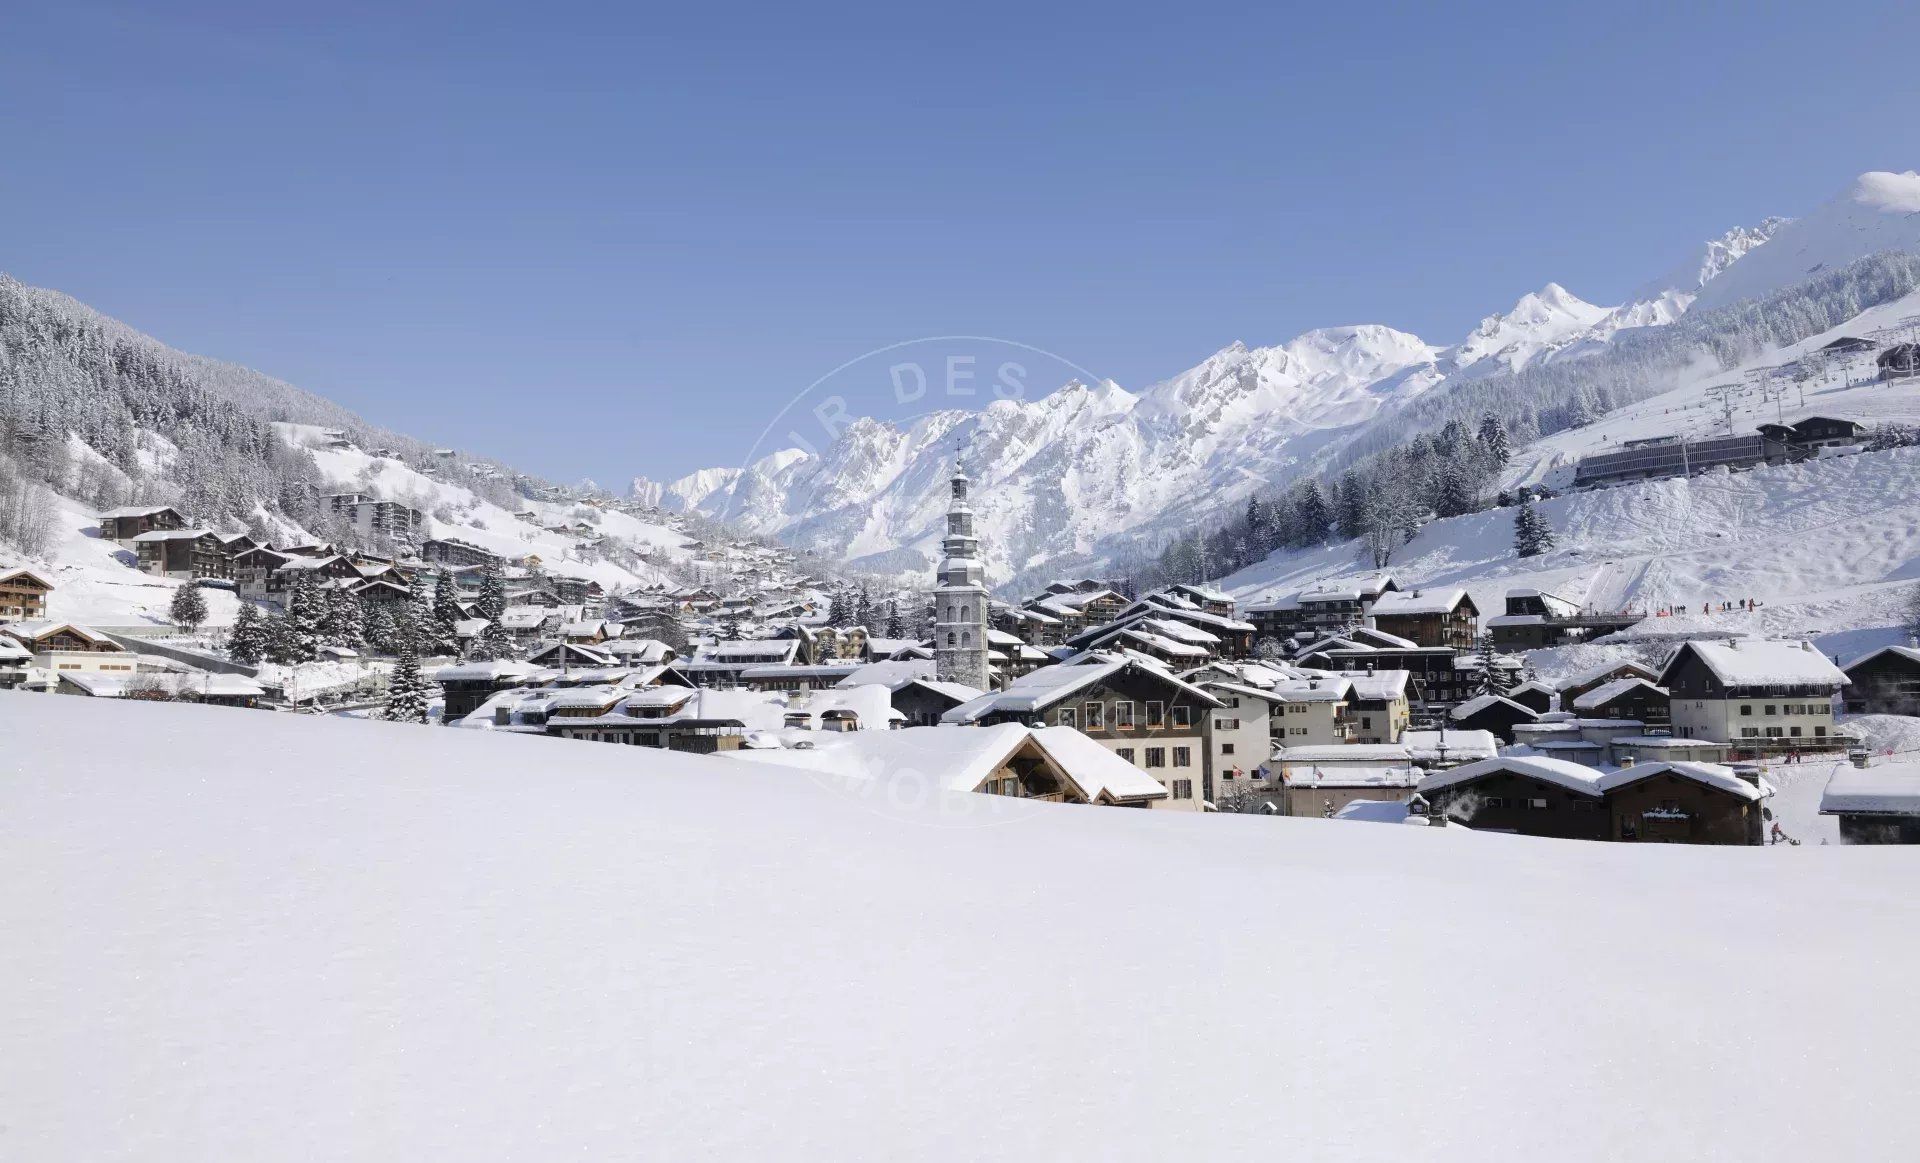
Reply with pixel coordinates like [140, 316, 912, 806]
[475, 561, 508, 624]
[1513, 496, 1556, 558]
[431, 570, 463, 649]
[168, 582, 208, 634]
[1472, 633, 1507, 696]
[1478, 412, 1512, 470]
[324, 586, 364, 647]
[405, 572, 438, 656]
[226, 602, 266, 665]
[281, 571, 323, 663]
[383, 638, 430, 724]
[363, 602, 399, 655]
[884, 600, 905, 639]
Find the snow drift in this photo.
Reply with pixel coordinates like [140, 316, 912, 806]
[3, 694, 1917, 1160]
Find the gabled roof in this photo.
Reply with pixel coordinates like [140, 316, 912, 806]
[1371, 587, 1474, 617]
[1572, 677, 1667, 710]
[1449, 693, 1539, 722]
[1841, 643, 1920, 673]
[0, 566, 54, 589]
[1, 620, 119, 649]
[1596, 761, 1765, 802]
[1821, 761, 1920, 816]
[1418, 755, 1605, 797]
[1657, 639, 1848, 689]
[130, 527, 215, 542]
[942, 655, 1223, 723]
[98, 504, 182, 520]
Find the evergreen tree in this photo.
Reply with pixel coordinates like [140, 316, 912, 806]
[431, 570, 463, 648]
[1513, 496, 1556, 558]
[470, 616, 516, 662]
[1293, 481, 1332, 547]
[475, 561, 508, 623]
[279, 571, 323, 663]
[1472, 633, 1508, 696]
[324, 586, 365, 647]
[853, 583, 873, 629]
[1432, 462, 1476, 519]
[884, 600, 905, 639]
[363, 602, 399, 655]
[383, 637, 430, 724]
[226, 602, 266, 665]
[1478, 412, 1512, 469]
[1335, 470, 1371, 541]
[406, 572, 441, 656]
[168, 582, 208, 634]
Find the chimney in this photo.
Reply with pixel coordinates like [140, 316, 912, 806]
[1800, 640, 1814, 652]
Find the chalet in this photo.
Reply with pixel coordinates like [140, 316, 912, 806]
[1820, 759, 1920, 844]
[1557, 660, 1660, 709]
[231, 547, 294, 600]
[1195, 681, 1283, 782]
[525, 641, 616, 671]
[265, 554, 364, 600]
[1487, 587, 1642, 649]
[1401, 728, 1499, 768]
[741, 662, 865, 692]
[132, 529, 232, 579]
[1570, 676, 1670, 728]
[350, 578, 412, 608]
[1657, 639, 1848, 753]
[1840, 643, 1920, 716]
[1340, 669, 1410, 743]
[1447, 693, 1540, 743]
[541, 686, 785, 753]
[98, 504, 186, 546]
[1819, 335, 1877, 355]
[1274, 744, 1419, 818]
[1506, 680, 1557, 714]
[1754, 415, 1866, 453]
[986, 630, 1050, 683]
[1877, 342, 1920, 381]
[1418, 756, 1608, 840]
[1420, 756, 1768, 843]
[1, 621, 135, 675]
[943, 655, 1223, 809]
[421, 537, 502, 570]
[0, 567, 54, 622]
[1595, 761, 1769, 845]
[686, 638, 804, 687]
[1368, 587, 1478, 649]
[731, 722, 1171, 808]
[1295, 644, 1510, 709]
[435, 659, 547, 720]
[1159, 582, 1236, 618]
[1246, 573, 1397, 642]
[215, 532, 258, 557]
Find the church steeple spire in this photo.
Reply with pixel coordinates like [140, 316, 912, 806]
[934, 468, 989, 690]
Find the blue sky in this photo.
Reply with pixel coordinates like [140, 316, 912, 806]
[3, 1, 1918, 484]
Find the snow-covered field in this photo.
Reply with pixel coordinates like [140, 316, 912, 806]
[4, 694, 1917, 1160]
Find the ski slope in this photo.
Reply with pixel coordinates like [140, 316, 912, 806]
[3, 695, 1917, 1160]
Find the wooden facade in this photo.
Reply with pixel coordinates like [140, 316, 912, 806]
[0, 568, 53, 621]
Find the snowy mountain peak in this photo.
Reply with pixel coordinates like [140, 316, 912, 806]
[1687, 172, 1920, 311]
[1448, 283, 1612, 374]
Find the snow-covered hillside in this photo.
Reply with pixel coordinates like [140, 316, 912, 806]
[637, 175, 1911, 591]
[1691, 171, 1920, 311]
[5, 694, 1916, 1160]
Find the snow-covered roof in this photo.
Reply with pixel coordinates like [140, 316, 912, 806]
[1278, 744, 1412, 764]
[1283, 764, 1419, 790]
[1558, 659, 1658, 693]
[98, 504, 179, 519]
[1400, 729, 1499, 763]
[731, 722, 1168, 803]
[1820, 761, 1920, 816]
[1841, 643, 1920, 673]
[943, 656, 1223, 723]
[834, 658, 936, 691]
[2, 621, 119, 649]
[1418, 756, 1605, 796]
[1572, 677, 1667, 710]
[1449, 693, 1538, 722]
[435, 659, 545, 683]
[1596, 762, 1765, 802]
[1660, 639, 1848, 688]
[1342, 670, 1411, 700]
[129, 527, 214, 542]
[1370, 587, 1470, 616]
